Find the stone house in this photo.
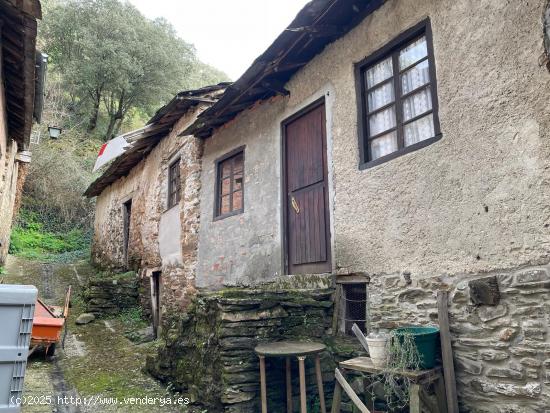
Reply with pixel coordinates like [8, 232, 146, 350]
[0, 0, 44, 264]
[85, 84, 228, 328]
[88, 0, 550, 411]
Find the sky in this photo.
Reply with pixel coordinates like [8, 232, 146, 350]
[127, 0, 310, 80]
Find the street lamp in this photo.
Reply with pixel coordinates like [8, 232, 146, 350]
[48, 126, 62, 139]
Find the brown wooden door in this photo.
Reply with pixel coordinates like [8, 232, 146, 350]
[284, 102, 331, 274]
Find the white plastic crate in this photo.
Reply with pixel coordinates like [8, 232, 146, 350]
[0, 285, 37, 413]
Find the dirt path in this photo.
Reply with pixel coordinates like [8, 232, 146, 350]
[3, 255, 187, 413]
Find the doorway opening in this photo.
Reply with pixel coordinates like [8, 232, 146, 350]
[122, 199, 132, 266]
[151, 271, 161, 338]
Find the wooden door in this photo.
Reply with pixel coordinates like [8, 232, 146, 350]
[284, 102, 331, 274]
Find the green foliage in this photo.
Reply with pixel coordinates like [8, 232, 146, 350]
[9, 210, 90, 261]
[41, 0, 229, 140]
[0, 266, 6, 275]
[366, 331, 422, 411]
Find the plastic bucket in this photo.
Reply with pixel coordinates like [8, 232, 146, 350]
[366, 337, 388, 368]
[393, 326, 439, 369]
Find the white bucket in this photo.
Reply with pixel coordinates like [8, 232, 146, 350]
[367, 336, 388, 368]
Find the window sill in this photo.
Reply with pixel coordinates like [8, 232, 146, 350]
[213, 209, 244, 222]
[164, 203, 179, 214]
[359, 133, 442, 170]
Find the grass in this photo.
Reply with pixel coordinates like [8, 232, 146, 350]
[9, 210, 90, 261]
[0, 266, 5, 275]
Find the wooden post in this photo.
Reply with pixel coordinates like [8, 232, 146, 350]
[437, 290, 459, 413]
[409, 383, 421, 413]
[298, 356, 307, 413]
[434, 374, 449, 413]
[314, 355, 326, 413]
[330, 381, 342, 413]
[286, 357, 293, 413]
[259, 355, 267, 413]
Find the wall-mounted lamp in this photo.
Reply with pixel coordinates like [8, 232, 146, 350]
[48, 126, 62, 139]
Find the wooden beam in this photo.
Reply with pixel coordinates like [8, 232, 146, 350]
[334, 368, 371, 413]
[437, 290, 458, 413]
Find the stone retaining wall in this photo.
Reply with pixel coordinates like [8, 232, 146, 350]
[368, 263, 550, 412]
[146, 287, 365, 413]
[84, 271, 139, 315]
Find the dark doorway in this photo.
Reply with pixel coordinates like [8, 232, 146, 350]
[283, 100, 332, 274]
[151, 271, 161, 338]
[122, 199, 132, 266]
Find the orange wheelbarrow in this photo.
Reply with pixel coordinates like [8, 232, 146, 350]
[28, 286, 71, 358]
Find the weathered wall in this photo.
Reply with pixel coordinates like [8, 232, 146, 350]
[194, 1, 550, 410]
[197, 98, 286, 289]
[199, 0, 550, 283]
[146, 287, 367, 413]
[0, 53, 20, 265]
[91, 106, 206, 312]
[369, 265, 550, 412]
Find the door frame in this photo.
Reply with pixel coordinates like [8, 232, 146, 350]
[281, 96, 332, 275]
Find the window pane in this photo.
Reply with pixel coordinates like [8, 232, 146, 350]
[368, 82, 394, 112]
[403, 87, 432, 121]
[366, 57, 393, 88]
[221, 177, 231, 195]
[220, 195, 230, 215]
[401, 60, 430, 94]
[233, 190, 243, 210]
[404, 114, 435, 146]
[221, 161, 231, 178]
[370, 131, 398, 160]
[368, 106, 396, 136]
[399, 36, 427, 70]
[234, 171, 243, 191]
[233, 153, 244, 173]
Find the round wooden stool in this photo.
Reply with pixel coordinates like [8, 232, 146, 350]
[255, 340, 326, 413]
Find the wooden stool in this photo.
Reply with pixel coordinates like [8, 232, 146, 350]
[255, 341, 327, 413]
[335, 357, 447, 413]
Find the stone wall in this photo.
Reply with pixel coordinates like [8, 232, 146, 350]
[368, 262, 550, 412]
[0, 60, 19, 265]
[146, 287, 365, 413]
[91, 105, 207, 314]
[84, 271, 139, 315]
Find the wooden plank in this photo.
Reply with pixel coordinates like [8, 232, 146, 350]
[330, 380, 342, 413]
[434, 375, 448, 413]
[331, 284, 342, 333]
[334, 368, 370, 413]
[339, 357, 441, 382]
[437, 290, 458, 413]
[351, 323, 370, 353]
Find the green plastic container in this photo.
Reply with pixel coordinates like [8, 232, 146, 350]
[393, 326, 440, 369]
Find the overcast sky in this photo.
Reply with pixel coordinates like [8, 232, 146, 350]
[127, 0, 310, 80]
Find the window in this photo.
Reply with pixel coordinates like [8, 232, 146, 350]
[356, 19, 440, 168]
[341, 283, 367, 335]
[167, 159, 181, 209]
[215, 148, 244, 219]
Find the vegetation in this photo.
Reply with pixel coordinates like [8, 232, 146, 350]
[9, 210, 90, 261]
[41, 0, 229, 141]
[12, 0, 229, 262]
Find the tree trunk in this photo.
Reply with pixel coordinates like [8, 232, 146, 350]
[87, 94, 101, 132]
[104, 115, 117, 141]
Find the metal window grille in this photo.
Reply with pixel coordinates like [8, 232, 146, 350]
[342, 283, 367, 335]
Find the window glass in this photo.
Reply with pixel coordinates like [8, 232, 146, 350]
[366, 57, 393, 88]
[399, 36, 427, 70]
[216, 150, 244, 218]
[359, 27, 439, 165]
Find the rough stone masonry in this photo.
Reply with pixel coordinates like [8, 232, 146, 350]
[368, 263, 550, 413]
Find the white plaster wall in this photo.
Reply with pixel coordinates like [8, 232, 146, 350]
[159, 205, 182, 266]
